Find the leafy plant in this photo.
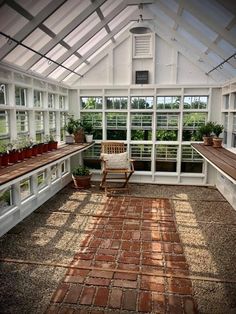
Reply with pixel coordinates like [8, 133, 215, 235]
[198, 122, 214, 137]
[72, 165, 90, 176]
[0, 143, 7, 154]
[213, 123, 224, 137]
[83, 122, 93, 134]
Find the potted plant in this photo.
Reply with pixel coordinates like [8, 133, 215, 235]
[83, 121, 94, 143]
[73, 119, 85, 143]
[212, 123, 224, 148]
[198, 122, 214, 145]
[65, 116, 76, 144]
[72, 165, 91, 189]
[46, 135, 58, 150]
[0, 143, 9, 167]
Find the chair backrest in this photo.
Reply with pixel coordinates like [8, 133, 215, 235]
[101, 141, 125, 154]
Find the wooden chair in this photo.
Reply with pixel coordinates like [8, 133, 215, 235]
[100, 141, 134, 194]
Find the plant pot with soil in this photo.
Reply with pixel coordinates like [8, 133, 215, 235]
[212, 124, 224, 148]
[198, 122, 214, 146]
[72, 165, 91, 189]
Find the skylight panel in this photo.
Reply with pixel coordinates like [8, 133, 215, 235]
[63, 13, 99, 47]
[48, 67, 67, 80]
[151, 3, 175, 28]
[43, 0, 90, 35]
[218, 39, 235, 56]
[108, 6, 137, 31]
[182, 10, 217, 41]
[15, 0, 50, 16]
[22, 29, 51, 51]
[100, 0, 123, 18]
[74, 63, 87, 74]
[63, 72, 78, 83]
[0, 5, 28, 38]
[46, 44, 67, 61]
[87, 41, 111, 62]
[159, 0, 178, 14]
[77, 28, 107, 56]
[62, 55, 79, 68]
[207, 52, 224, 65]
[30, 58, 51, 74]
[178, 27, 207, 53]
[3, 46, 34, 66]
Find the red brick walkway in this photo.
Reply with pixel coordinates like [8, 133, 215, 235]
[45, 196, 197, 313]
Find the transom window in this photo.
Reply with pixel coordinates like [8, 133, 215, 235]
[183, 96, 208, 109]
[157, 96, 180, 109]
[81, 97, 102, 110]
[34, 90, 43, 108]
[48, 93, 55, 108]
[17, 111, 28, 134]
[0, 83, 6, 104]
[106, 97, 128, 109]
[15, 86, 27, 106]
[131, 96, 153, 109]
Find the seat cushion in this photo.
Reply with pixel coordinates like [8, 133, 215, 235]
[102, 152, 130, 169]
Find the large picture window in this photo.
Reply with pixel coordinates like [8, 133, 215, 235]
[131, 96, 153, 109]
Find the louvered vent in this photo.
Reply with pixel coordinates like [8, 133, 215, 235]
[134, 35, 152, 58]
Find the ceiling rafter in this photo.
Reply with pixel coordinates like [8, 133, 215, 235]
[184, 0, 236, 47]
[57, 11, 139, 82]
[23, 0, 106, 70]
[0, 0, 67, 60]
[40, 0, 131, 77]
[173, 0, 185, 31]
[156, 1, 234, 70]
[95, 7, 115, 43]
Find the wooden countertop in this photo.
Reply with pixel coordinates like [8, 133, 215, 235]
[191, 143, 236, 184]
[0, 142, 94, 186]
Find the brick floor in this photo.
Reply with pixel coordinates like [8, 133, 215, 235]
[45, 196, 198, 313]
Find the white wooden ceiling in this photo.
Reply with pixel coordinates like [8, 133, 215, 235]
[0, 0, 235, 84]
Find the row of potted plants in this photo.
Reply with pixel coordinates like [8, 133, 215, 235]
[64, 116, 94, 144]
[0, 136, 58, 168]
[198, 122, 224, 147]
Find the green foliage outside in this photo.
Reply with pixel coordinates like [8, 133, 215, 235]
[156, 130, 178, 141]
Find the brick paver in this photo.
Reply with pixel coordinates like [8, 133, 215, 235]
[45, 196, 198, 313]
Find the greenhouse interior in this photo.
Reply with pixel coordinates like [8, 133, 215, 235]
[0, 0, 236, 313]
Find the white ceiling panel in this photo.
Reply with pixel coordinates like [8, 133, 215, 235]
[108, 6, 137, 31]
[22, 29, 51, 51]
[15, 0, 51, 16]
[77, 28, 107, 56]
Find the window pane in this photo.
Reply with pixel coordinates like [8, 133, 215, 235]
[157, 96, 180, 109]
[17, 111, 28, 133]
[156, 145, 178, 172]
[131, 96, 153, 109]
[0, 111, 9, 136]
[0, 84, 6, 104]
[81, 97, 102, 109]
[15, 86, 27, 106]
[106, 97, 127, 109]
[183, 96, 208, 109]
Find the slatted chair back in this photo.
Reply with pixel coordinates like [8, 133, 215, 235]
[101, 141, 125, 154]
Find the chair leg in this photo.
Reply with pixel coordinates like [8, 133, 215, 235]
[100, 171, 107, 189]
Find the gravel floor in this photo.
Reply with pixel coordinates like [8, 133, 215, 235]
[0, 183, 236, 314]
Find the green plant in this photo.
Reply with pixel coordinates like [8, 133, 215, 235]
[65, 116, 83, 135]
[72, 165, 90, 176]
[83, 122, 93, 134]
[198, 122, 214, 137]
[213, 123, 224, 137]
[0, 143, 7, 154]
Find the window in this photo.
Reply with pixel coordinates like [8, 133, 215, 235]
[181, 145, 203, 173]
[61, 161, 67, 174]
[37, 171, 47, 190]
[0, 110, 9, 137]
[15, 86, 27, 106]
[0, 187, 13, 215]
[17, 111, 28, 134]
[106, 113, 127, 140]
[59, 95, 66, 109]
[223, 113, 228, 145]
[106, 97, 127, 109]
[131, 113, 152, 140]
[34, 90, 43, 107]
[60, 113, 66, 141]
[48, 93, 55, 108]
[51, 165, 58, 182]
[156, 113, 179, 141]
[131, 96, 153, 109]
[81, 97, 102, 109]
[135, 71, 148, 84]
[157, 96, 180, 109]
[35, 111, 44, 142]
[0, 83, 6, 104]
[182, 112, 207, 141]
[130, 144, 152, 171]
[81, 112, 102, 140]
[183, 96, 208, 109]
[223, 95, 229, 110]
[156, 145, 178, 172]
[83, 144, 101, 169]
[20, 178, 31, 200]
[49, 112, 56, 131]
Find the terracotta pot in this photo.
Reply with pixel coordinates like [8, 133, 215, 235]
[37, 143, 44, 154]
[213, 137, 223, 148]
[72, 174, 91, 189]
[74, 129, 85, 143]
[52, 141, 58, 150]
[25, 147, 32, 158]
[43, 143, 49, 153]
[1, 153, 9, 167]
[203, 136, 213, 146]
[8, 150, 19, 164]
[32, 145, 38, 156]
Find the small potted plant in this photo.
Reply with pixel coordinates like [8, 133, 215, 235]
[198, 122, 214, 145]
[65, 116, 76, 144]
[0, 143, 9, 167]
[72, 165, 91, 189]
[83, 121, 94, 143]
[48, 135, 58, 150]
[212, 123, 224, 148]
[73, 119, 85, 143]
